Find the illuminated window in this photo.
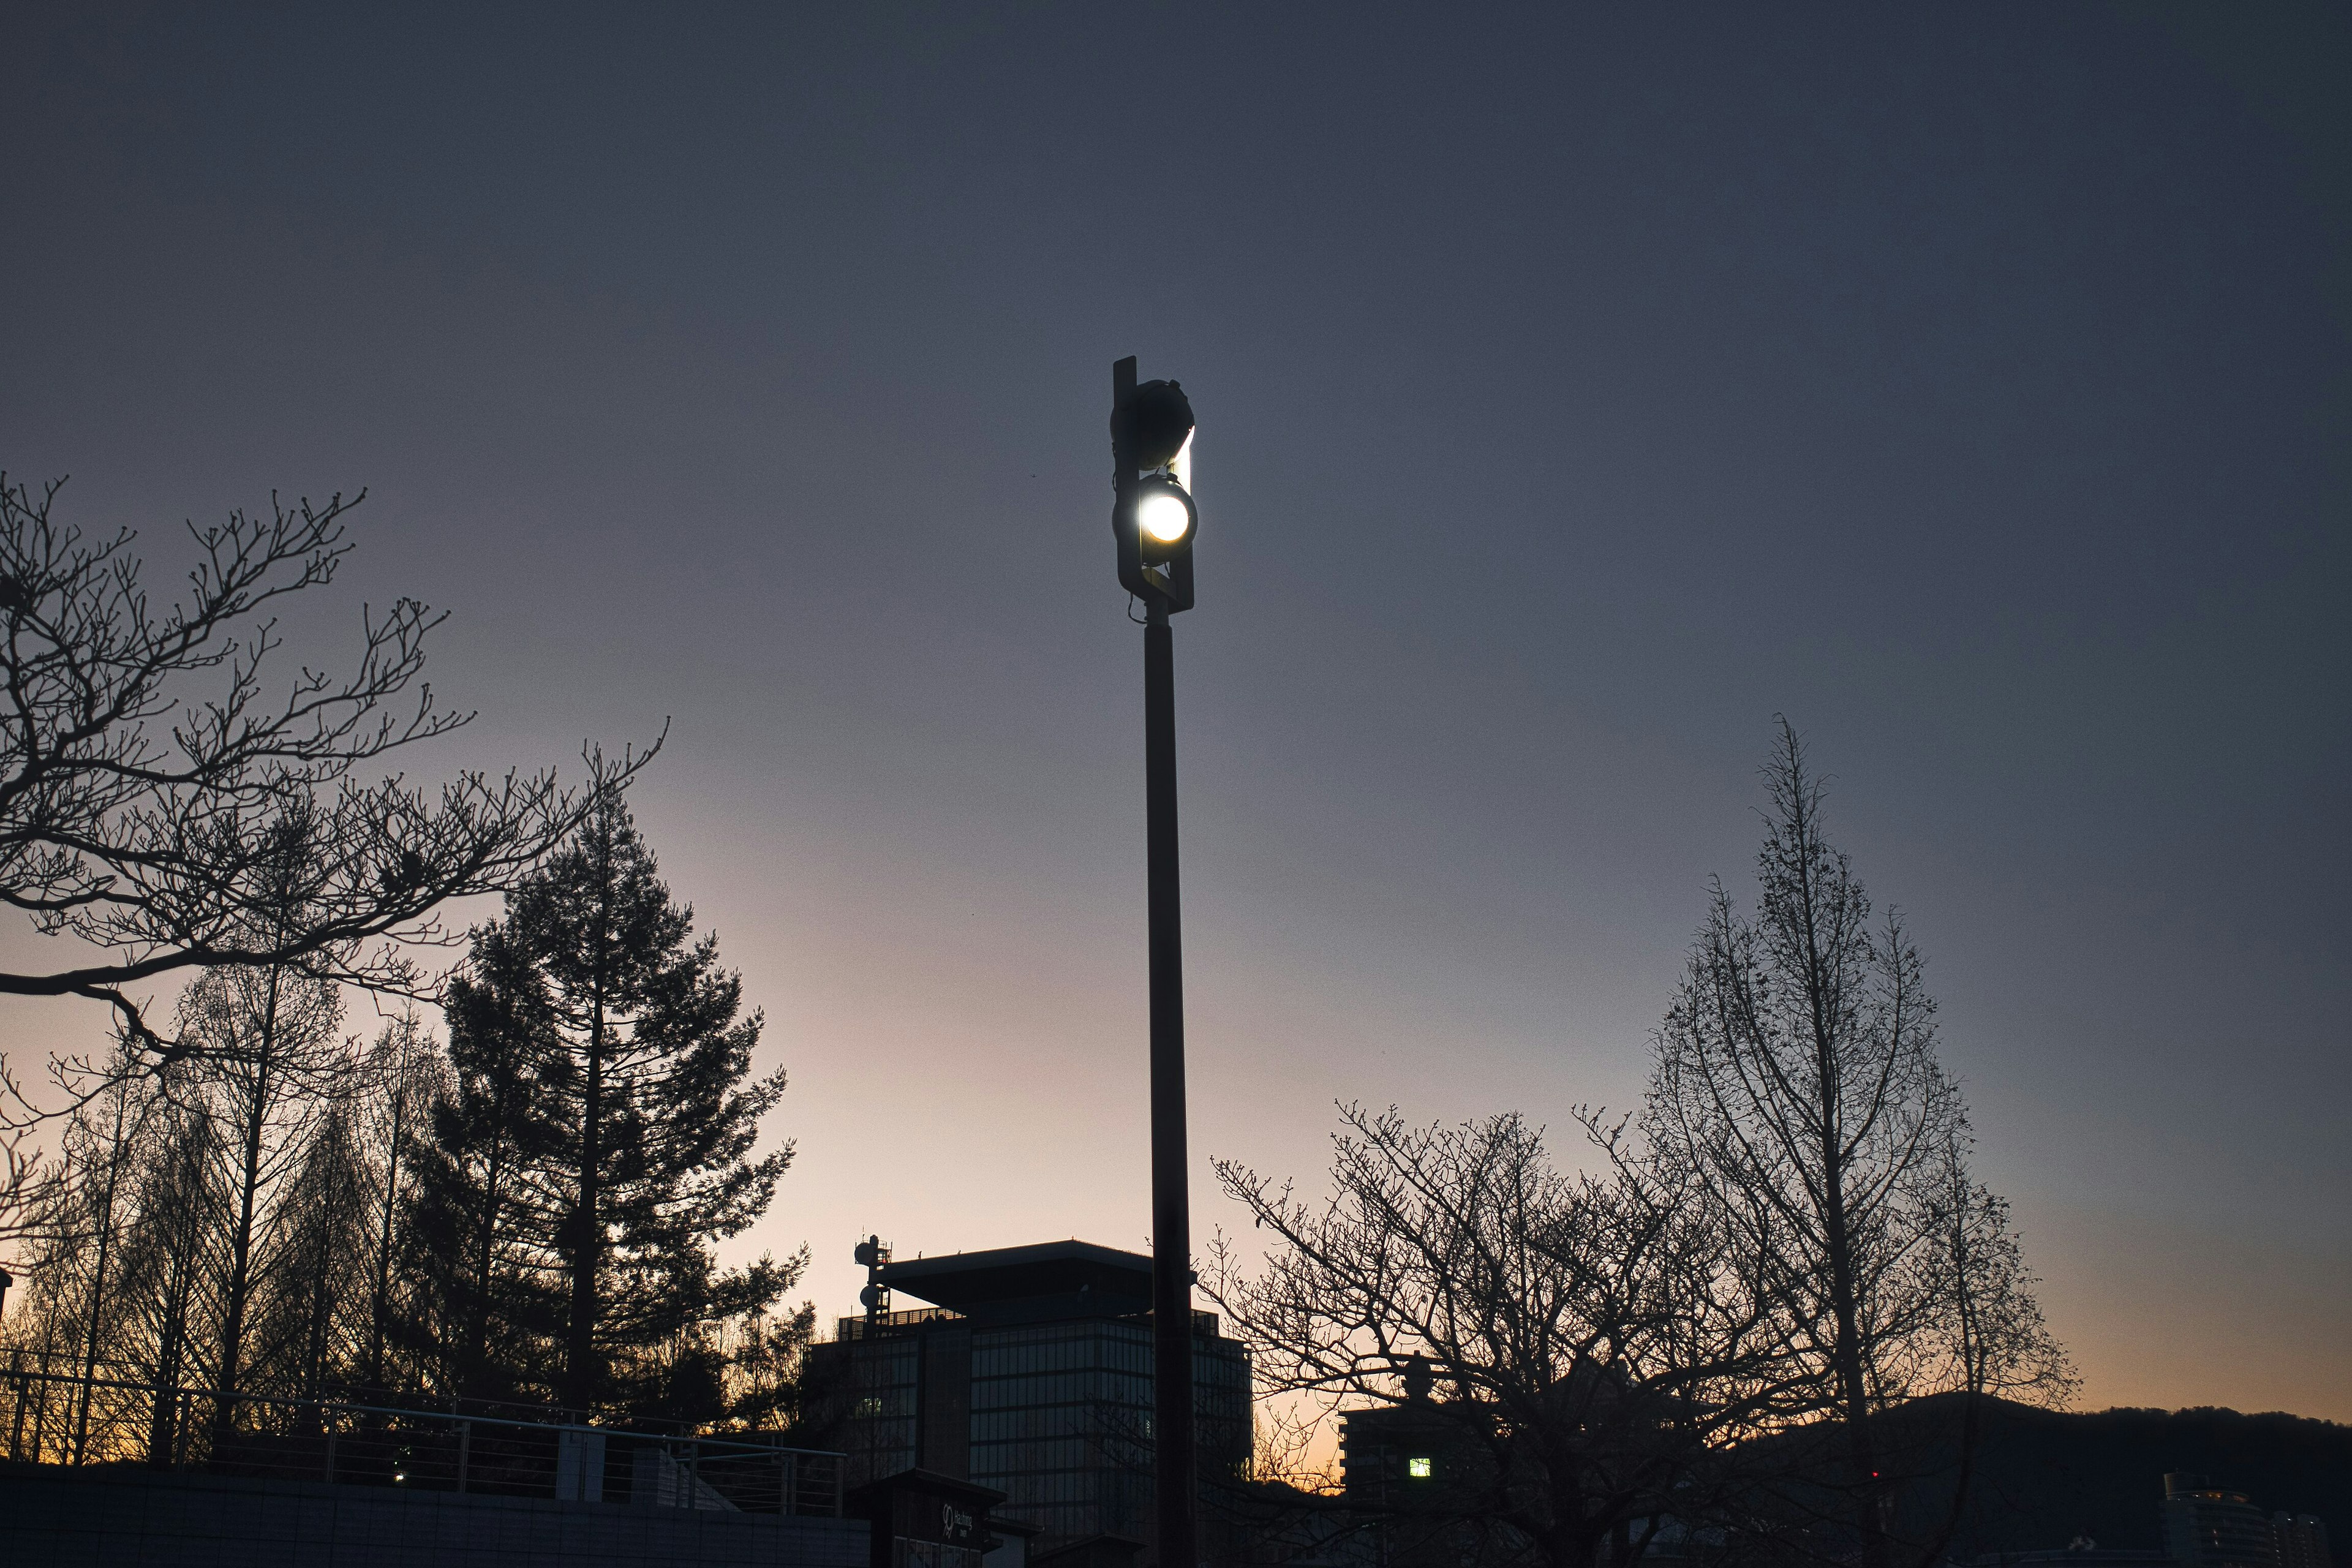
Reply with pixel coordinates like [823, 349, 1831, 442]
[1408, 1457, 1433, 1479]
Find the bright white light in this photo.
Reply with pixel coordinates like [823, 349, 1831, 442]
[1139, 490, 1192, 544]
[1170, 429, 1194, 495]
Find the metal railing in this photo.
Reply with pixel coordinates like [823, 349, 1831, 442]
[832, 1306, 1225, 1341]
[0, 1352, 843, 1515]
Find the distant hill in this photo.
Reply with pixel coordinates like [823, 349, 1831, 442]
[1874, 1398, 2352, 1557]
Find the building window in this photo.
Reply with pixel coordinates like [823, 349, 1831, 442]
[1408, 1457, 1433, 1479]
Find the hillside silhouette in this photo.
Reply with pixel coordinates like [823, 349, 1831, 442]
[1871, 1398, 2351, 1556]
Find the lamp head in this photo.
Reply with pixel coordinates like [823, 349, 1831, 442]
[1134, 473, 1197, 560]
[1118, 379, 1195, 470]
[1110, 356, 1199, 611]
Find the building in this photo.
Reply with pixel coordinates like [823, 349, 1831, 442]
[2272, 1515, 2331, 1568]
[1336, 1359, 1501, 1568]
[1338, 1359, 1471, 1513]
[2165, 1476, 2284, 1568]
[814, 1239, 1253, 1558]
[846, 1468, 1019, 1568]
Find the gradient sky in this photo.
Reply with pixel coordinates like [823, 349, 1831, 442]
[3, 4, 2346, 1420]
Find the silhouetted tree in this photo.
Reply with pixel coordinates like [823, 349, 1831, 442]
[497, 797, 797, 1411]
[1211, 1105, 1812, 1568]
[402, 799, 799, 1413]
[37, 1041, 159, 1458]
[116, 1094, 225, 1463]
[252, 1099, 374, 1408]
[1642, 722, 2070, 1568]
[173, 959, 350, 1444]
[713, 1300, 822, 1433]
[402, 924, 560, 1402]
[0, 469, 654, 1234]
[354, 1014, 442, 1395]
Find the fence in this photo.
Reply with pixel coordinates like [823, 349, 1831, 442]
[0, 1351, 843, 1516]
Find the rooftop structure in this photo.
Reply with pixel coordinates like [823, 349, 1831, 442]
[879, 1241, 1156, 1320]
[815, 1239, 1251, 1559]
[2165, 1475, 2286, 1568]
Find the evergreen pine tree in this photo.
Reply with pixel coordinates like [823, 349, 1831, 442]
[498, 796, 794, 1411]
[405, 924, 561, 1402]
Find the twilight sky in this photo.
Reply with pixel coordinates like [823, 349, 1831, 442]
[3, 4, 2346, 1420]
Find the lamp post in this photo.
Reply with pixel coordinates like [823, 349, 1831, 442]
[1109, 355, 1200, 1568]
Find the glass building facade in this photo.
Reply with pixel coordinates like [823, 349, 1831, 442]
[821, 1242, 1252, 1555]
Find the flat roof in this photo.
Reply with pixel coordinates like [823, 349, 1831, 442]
[880, 1239, 1154, 1312]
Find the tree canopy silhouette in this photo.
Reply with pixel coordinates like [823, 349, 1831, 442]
[413, 797, 797, 1413]
[0, 472, 653, 1057]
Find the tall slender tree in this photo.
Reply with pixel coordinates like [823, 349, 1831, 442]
[497, 797, 796, 1411]
[1642, 722, 2068, 1568]
[0, 1046, 172, 1461]
[355, 1014, 442, 1396]
[404, 925, 559, 1401]
[175, 962, 349, 1445]
[116, 1095, 225, 1464]
[59, 1046, 158, 1459]
[253, 1099, 374, 1408]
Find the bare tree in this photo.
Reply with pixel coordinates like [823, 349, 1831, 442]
[1210, 1106, 1814, 1568]
[250, 1096, 375, 1410]
[0, 1123, 54, 1249]
[1642, 721, 2068, 1568]
[1920, 1152, 2068, 1409]
[173, 961, 352, 1446]
[0, 1040, 172, 1458]
[55, 1044, 159, 1458]
[0, 471, 653, 1060]
[353, 1012, 442, 1395]
[115, 1091, 228, 1464]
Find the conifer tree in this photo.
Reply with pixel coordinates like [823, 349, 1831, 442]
[405, 924, 559, 1401]
[497, 797, 795, 1411]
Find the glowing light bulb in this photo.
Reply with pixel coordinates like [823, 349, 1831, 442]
[1139, 490, 1193, 545]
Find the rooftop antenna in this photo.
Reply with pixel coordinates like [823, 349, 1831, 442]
[854, 1235, 891, 1333]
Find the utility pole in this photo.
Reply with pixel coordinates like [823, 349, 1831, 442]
[1109, 355, 1200, 1568]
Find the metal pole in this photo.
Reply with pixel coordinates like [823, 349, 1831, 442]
[1144, 597, 1196, 1568]
[7, 1349, 24, 1462]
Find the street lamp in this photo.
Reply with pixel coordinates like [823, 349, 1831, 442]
[1133, 475, 1197, 554]
[1108, 355, 1199, 1568]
